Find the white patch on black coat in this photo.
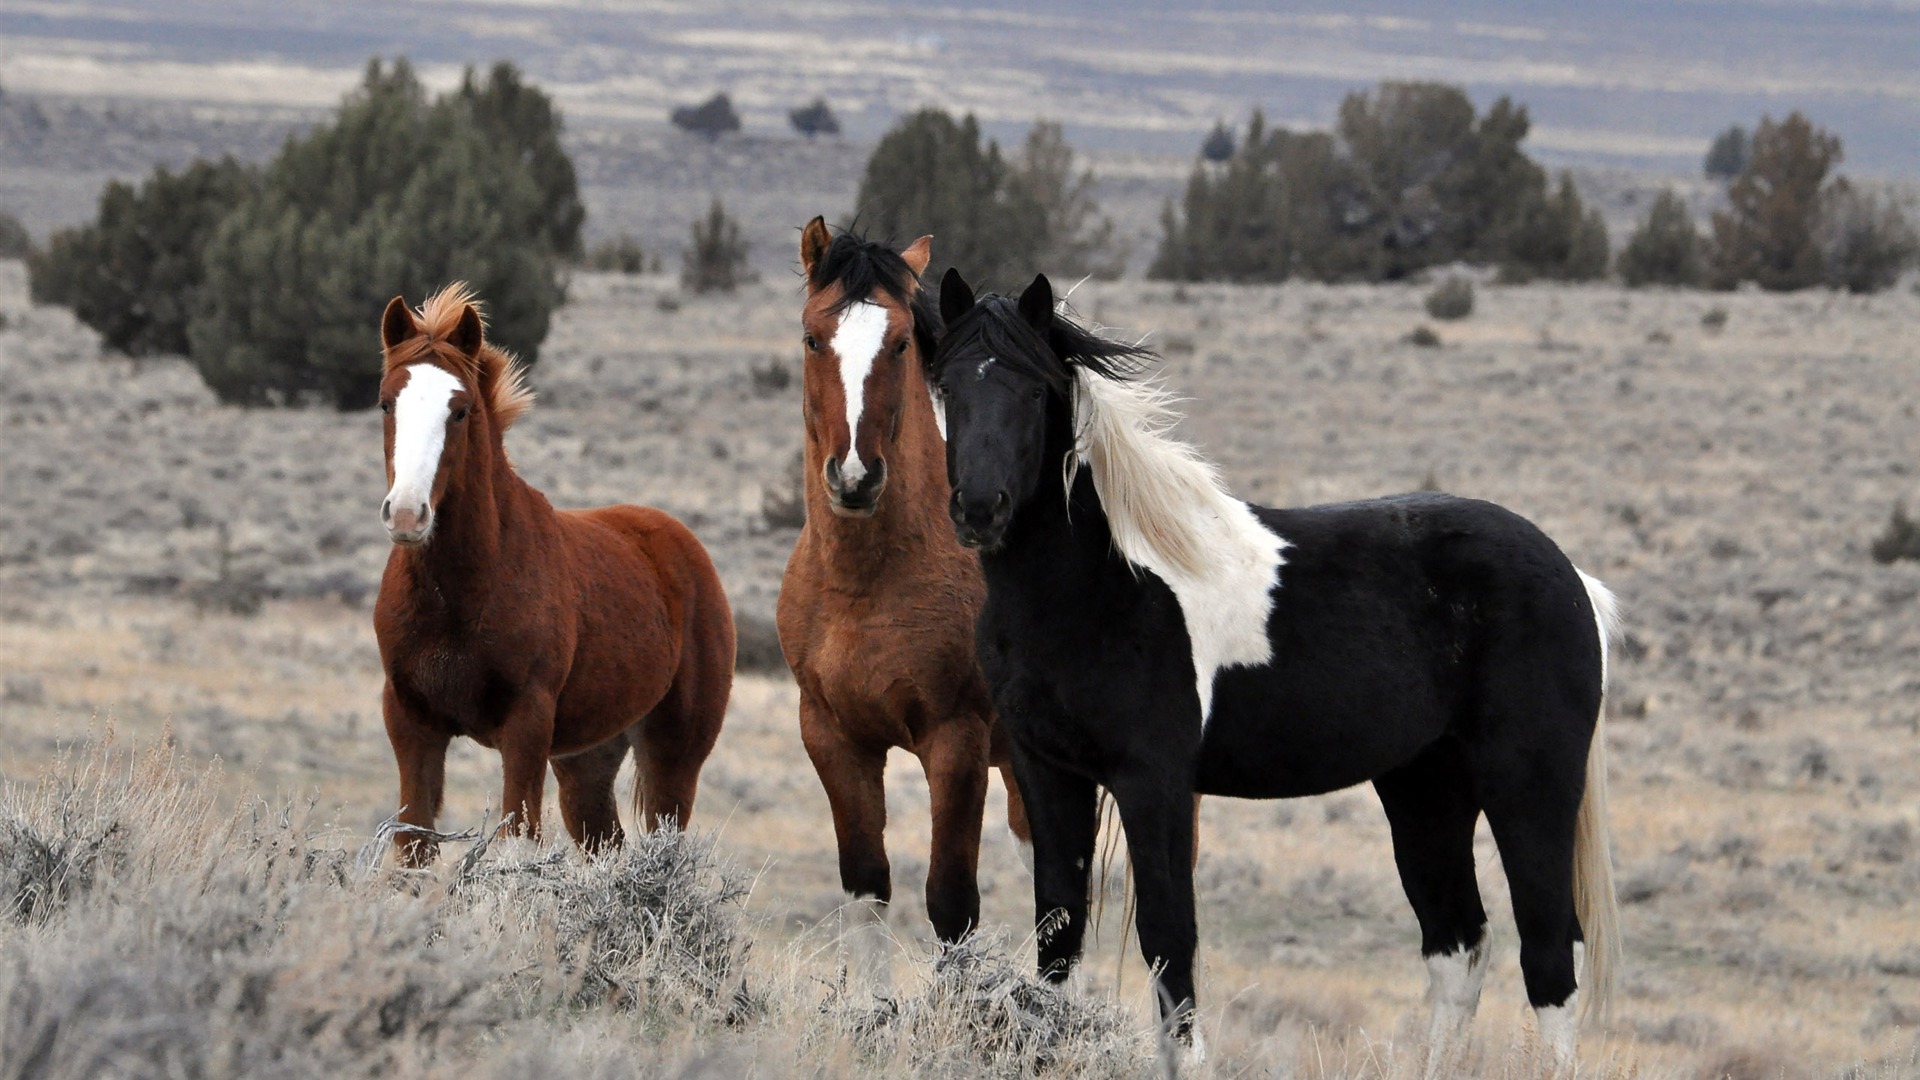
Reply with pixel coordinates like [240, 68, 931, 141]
[831, 301, 889, 484]
[1070, 369, 1286, 726]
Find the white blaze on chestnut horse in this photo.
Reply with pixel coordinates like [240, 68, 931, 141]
[373, 284, 735, 866]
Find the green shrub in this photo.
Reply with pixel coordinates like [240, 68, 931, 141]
[1619, 189, 1704, 287]
[26, 159, 257, 357]
[1818, 180, 1918, 294]
[586, 234, 651, 274]
[788, 98, 839, 139]
[1424, 276, 1474, 319]
[671, 93, 740, 139]
[1708, 112, 1841, 291]
[1703, 125, 1750, 181]
[187, 58, 569, 407]
[0, 211, 29, 259]
[681, 199, 750, 294]
[459, 61, 585, 261]
[850, 110, 1119, 286]
[1872, 504, 1920, 564]
[1497, 172, 1610, 283]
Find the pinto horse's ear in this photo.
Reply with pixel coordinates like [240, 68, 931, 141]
[940, 267, 975, 326]
[900, 235, 932, 279]
[1018, 274, 1054, 334]
[448, 304, 485, 360]
[799, 215, 831, 281]
[381, 296, 419, 352]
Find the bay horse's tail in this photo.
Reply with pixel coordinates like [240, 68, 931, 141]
[1573, 570, 1623, 1024]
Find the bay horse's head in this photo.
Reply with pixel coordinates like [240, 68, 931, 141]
[797, 217, 938, 517]
[375, 284, 533, 546]
[930, 269, 1154, 552]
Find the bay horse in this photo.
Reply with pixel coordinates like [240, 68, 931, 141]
[373, 284, 734, 867]
[928, 270, 1622, 1070]
[776, 219, 1031, 965]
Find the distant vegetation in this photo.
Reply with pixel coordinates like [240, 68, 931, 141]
[1703, 125, 1751, 181]
[852, 109, 1124, 288]
[0, 209, 30, 258]
[26, 58, 578, 408]
[1619, 189, 1705, 287]
[671, 93, 741, 140]
[1151, 83, 1609, 285]
[587, 234, 654, 275]
[788, 98, 840, 139]
[681, 199, 751, 294]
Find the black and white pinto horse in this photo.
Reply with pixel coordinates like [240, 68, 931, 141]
[928, 270, 1621, 1069]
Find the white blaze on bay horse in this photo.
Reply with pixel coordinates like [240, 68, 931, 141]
[373, 284, 735, 867]
[776, 220, 1032, 984]
[932, 269, 1620, 1073]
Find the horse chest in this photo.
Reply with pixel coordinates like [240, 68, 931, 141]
[394, 644, 517, 740]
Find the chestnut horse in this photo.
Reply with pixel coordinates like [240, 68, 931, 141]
[373, 284, 734, 866]
[777, 220, 1030, 954]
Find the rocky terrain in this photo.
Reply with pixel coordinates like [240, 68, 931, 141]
[2, 259, 1919, 1074]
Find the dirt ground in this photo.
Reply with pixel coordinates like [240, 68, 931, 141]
[2, 258, 1917, 1075]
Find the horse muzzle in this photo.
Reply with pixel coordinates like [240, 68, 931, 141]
[825, 456, 887, 518]
[383, 497, 433, 546]
[950, 488, 1011, 550]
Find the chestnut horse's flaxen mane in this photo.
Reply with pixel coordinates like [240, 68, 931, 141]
[382, 282, 536, 430]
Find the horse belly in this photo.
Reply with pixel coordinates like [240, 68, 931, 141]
[1194, 663, 1448, 799]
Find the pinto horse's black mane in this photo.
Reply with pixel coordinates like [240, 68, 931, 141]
[808, 230, 941, 364]
[929, 291, 1158, 395]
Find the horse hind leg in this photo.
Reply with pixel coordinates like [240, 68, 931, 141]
[1372, 741, 1490, 1075]
[633, 633, 731, 832]
[551, 735, 630, 855]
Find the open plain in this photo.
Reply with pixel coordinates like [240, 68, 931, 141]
[1, 257, 1918, 1076]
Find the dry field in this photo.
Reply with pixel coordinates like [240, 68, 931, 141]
[2, 258, 1919, 1077]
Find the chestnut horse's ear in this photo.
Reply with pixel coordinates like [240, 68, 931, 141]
[900, 235, 932, 279]
[448, 304, 485, 360]
[381, 296, 419, 352]
[1018, 273, 1054, 334]
[940, 267, 975, 326]
[799, 216, 831, 281]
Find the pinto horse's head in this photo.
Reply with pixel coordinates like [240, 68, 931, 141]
[930, 269, 1155, 553]
[797, 217, 938, 518]
[375, 285, 532, 546]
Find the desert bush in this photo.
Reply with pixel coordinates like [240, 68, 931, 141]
[1424, 276, 1474, 319]
[1407, 325, 1442, 348]
[1497, 172, 1610, 283]
[1620, 188, 1705, 287]
[1871, 503, 1920, 564]
[1708, 112, 1842, 291]
[789, 98, 840, 139]
[850, 109, 1120, 286]
[1199, 120, 1236, 163]
[459, 61, 586, 261]
[1817, 180, 1919, 294]
[671, 93, 741, 140]
[187, 58, 568, 407]
[586, 234, 652, 274]
[1154, 83, 1574, 284]
[26, 157, 258, 357]
[0, 209, 30, 258]
[1703, 124, 1750, 181]
[681, 199, 751, 294]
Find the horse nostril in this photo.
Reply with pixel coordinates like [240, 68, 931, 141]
[381, 498, 392, 523]
[993, 491, 1009, 511]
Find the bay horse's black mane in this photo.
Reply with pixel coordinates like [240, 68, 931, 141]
[808, 230, 941, 365]
[929, 292, 1158, 395]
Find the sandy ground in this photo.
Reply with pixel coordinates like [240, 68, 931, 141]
[2, 259, 1919, 1075]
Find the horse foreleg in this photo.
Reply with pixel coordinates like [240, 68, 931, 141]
[496, 693, 557, 841]
[552, 735, 630, 854]
[919, 720, 990, 943]
[1012, 751, 1100, 984]
[384, 682, 450, 868]
[1109, 772, 1202, 1052]
[800, 693, 892, 992]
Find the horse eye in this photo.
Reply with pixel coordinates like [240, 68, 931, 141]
[803, 334, 819, 351]
[893, 339, 909, 356]
[451, 406, 469, 422]
[1029, 386, 1045, 402]
[379, 400, 392, 414]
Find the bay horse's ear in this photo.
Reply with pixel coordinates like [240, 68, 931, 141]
[900, 235, 932, 279]
[448, 304, 485, 360]
[799, 216, 831, 281]
[940, 267, 975, 326]
[1018, 274, 1054, 334]
[381, 296, 419, 352]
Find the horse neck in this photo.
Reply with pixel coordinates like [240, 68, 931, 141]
[802, 360, 954, 569]
[398, 416, 545, 607]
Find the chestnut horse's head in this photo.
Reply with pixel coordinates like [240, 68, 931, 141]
[375, 284, 533, 546]
[798, 217, 938, 518]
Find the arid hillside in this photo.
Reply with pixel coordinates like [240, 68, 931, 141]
[1, 260, 1918, 1076]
